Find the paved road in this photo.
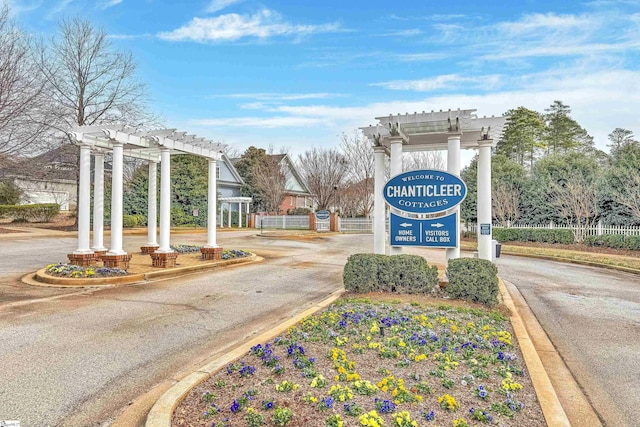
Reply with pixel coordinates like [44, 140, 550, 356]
[498, 255, 640, 427]
[0, 231, 371, 426]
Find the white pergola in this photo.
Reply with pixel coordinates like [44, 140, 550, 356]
[219, 196, 252, 228]
[360, 109, 505, 261]
[68, 125, 224, 267]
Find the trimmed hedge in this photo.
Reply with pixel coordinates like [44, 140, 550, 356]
[584, 234, 640, 251]
[343, 253, 439, 294]
[493, 228, 574, 244]
[0, 204, 60, 222]
[122, 214, 139, 228]
[445, 258, 499, 306]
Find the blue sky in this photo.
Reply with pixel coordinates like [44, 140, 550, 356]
[6, 0, 640, 161]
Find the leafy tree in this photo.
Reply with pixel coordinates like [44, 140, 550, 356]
[460, 155, 478, 225]
[496, 107, 545, 169]
[600, 139, 640, 225]
[543, 101, 593, 154]
[608, 128, 636, 161]
[0, 179, 22, 204]
[234, 146, 268, 212]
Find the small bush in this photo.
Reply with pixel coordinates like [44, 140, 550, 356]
[122, 214, 139, 227]
[445, 258, 498, 306]
[343, 254, 438, 294]
[0, 203, 60, 222]
[493, 228, 574, 244]
[133, 214, 147, 226]
[287, 207, 312, 215]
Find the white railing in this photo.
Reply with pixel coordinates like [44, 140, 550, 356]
[255, 215, 309, 230]
[466, 222, 640, 236]
[339, 217, 373, 233]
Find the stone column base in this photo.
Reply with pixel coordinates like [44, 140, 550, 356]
[201, 247, 223, 261]
[101, 253, 132, 270]
[67, 253, 98, 267]
[141, 245, 159, 255]
[150, 252, 179, 268]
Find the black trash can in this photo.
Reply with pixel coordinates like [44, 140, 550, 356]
[495, 243, 502, 258]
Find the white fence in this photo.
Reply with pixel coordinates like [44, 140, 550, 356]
[339, 217, 373, 233]
[255, 215, 310, 230]
[466, 222, 640, 237]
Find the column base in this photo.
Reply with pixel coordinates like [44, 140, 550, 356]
[93, 250, 108, 260]
[150, 252, 179, 268]
[141, 245, 159, 255]
[201, 247, 223, 261]
[101, 253, 132, 270]
[68, 253, 98, 267]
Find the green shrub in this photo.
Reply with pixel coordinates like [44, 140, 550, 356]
[287, 207, 312, 215]
[132, 214, 147, 226]
[122, 214, 139, 227]
[0, 204, 59, 222]
[585, 234, 640, 251]
[493, 228, 574, 244]
[343, 253, 439, 294]
[445, 258, 499, 306]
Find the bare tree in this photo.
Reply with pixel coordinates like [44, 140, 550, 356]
[549, 174, 598, 242]
[252, 155, 288, 214]
[298, 148, 349, 210]
[340, 130, 374, 217]
[492, 183, 521, 226]
[403, 151, 446, 171]
[0, 6, 52, 155]
[37, 17, 151, 132]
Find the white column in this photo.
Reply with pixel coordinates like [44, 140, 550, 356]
[373, 145, 386, 254]
[446, 135, 461, 262]
[478, 142, 493, 260]
[227, 204, 232, 228]
[219, 202, 224, 227]
[107, 142, 126, 255]
[74, 144, 93, 254]
[389, 137, 404, 255]
[238, 202, 243, 228]
[205, 159, 218, 247]
[157, 148, 173, 253]
[147, 161, 158, 247]
[92, 152, 106, 252]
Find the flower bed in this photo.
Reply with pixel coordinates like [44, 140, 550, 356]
[171, 244, 202, 253]
[45, 263, 127, 278]
[223, 249, 251, 260]
[170, 245, 251, 260]
[173, 297, 544, 427]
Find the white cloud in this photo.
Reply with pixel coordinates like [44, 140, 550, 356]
[497, 12, 593, 34]
[205, 0, 241, 13]
[379, 28, 423, 37]
[395, 52, 449, 62]
[46, 0, 73, 18]
[191, 116, 325, 128]
[371, 75, 503, 92]
[158, 9, 341, 43]
[5, 0, 43, 15]
[221, 92, 340, 101]
[99, 0, 123, 10]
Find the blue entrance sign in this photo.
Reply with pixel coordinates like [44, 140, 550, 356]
[480, 223, 491, 235]
[390, 212, 458, 248]
[315, 210, 330, 220]
[383, 169, 467, 215]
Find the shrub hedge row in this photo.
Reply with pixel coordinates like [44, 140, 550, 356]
[0, 204, 60, 223]
[445, 258, 499, 306]
[584, 234, 640, 251]
[492, 228, 574, 244]
[343, 254, 439, 293]
[122, 214, 147, 227]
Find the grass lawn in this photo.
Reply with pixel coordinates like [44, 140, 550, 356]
[173, 295, 545, 427]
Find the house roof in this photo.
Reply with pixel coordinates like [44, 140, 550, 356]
[268, 154, 312, 196]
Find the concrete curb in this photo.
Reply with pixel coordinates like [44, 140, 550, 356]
[144, 289, 345, 427]
[500, 251, 640, 275]
[22, 254, 261, 288]
[499, 278, 571, 426]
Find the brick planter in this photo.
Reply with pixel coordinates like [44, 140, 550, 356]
[200, 247, 223, 261]
[150, 251, 179, 268]
[67, 253, 98, 267]
[141, 245, 159, 255]
[101, 253, 133, 270]
[93, 250, 108, 260]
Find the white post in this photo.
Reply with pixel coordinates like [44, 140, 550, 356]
[238, 201, 243, 228]
[219, 203, 224, 228]
[74, 144, 93, 254]
[373, 145, 386, 254]
[446, 135, 461, 262]
[389, 137, 403, 255]
[92, 152, 106, 252]
[227, 204, 232, 228]
[206, 159, 218, 248]
[107, 142, 126, 255]
[477, 141, 493, 260]
[147, 161, 158, 247]
[157, 148, 173, 253]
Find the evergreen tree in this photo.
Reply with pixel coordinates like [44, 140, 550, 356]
[543, 101, 593, 153]
[496, 107, 545, 169]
